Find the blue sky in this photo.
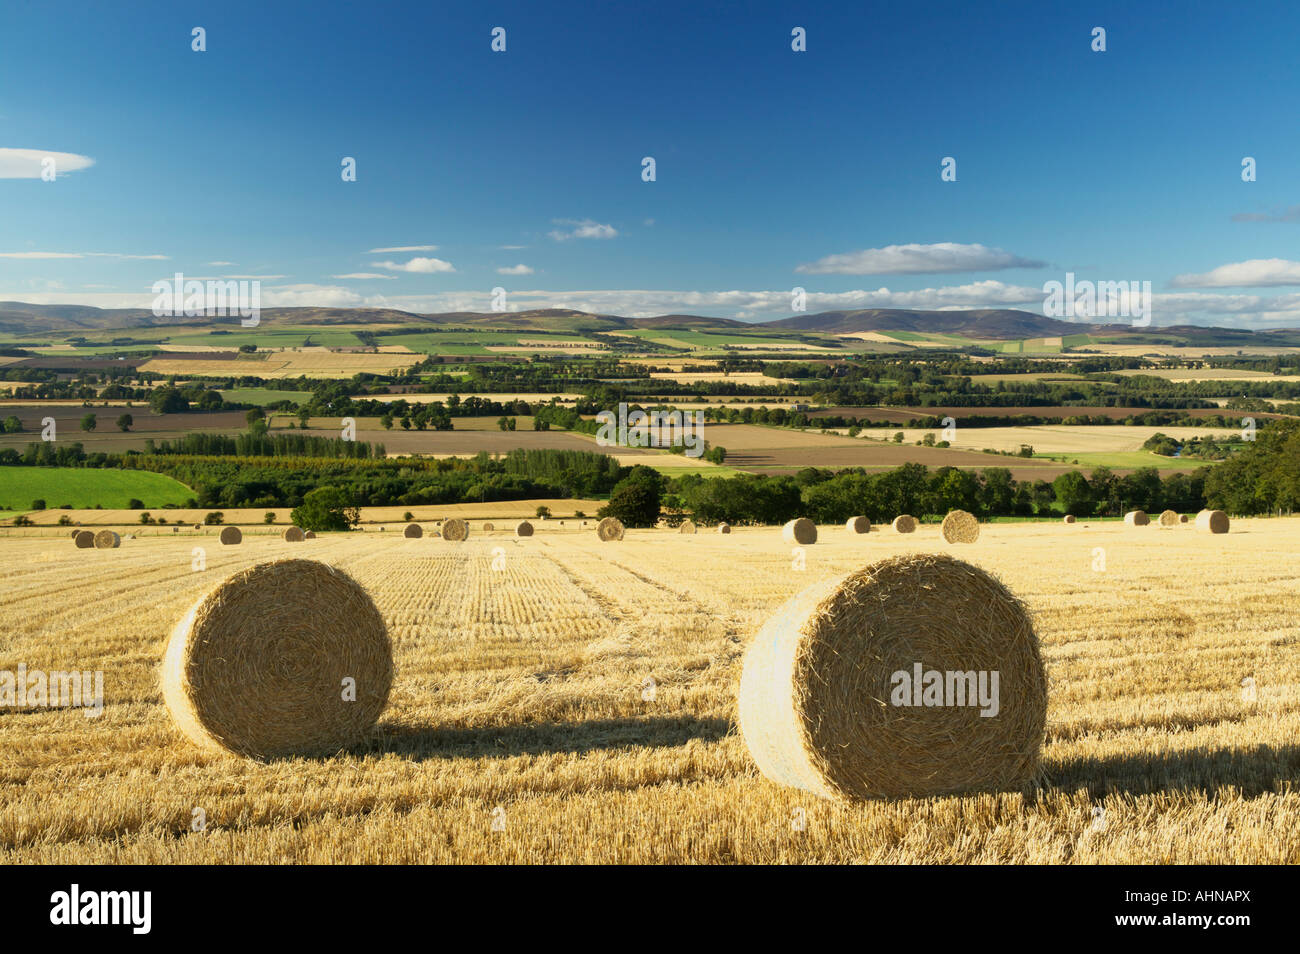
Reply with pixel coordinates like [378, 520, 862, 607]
[2, 0, 1299, 326]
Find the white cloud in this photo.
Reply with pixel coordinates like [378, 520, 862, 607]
[0, 252, 83, 259]
[258, 284, 366, 307]
[1169, 258, 1300, 288]
[0, 251, 168, 260]
[796, 242, 1046, 275]
[373, 256, 456, 274]
[207, 261, 235, 266]
[498, 244, 527, 250]
[496, 264, 534, 275]
[367, 245, 438, 253]
[333, 272, 398, 280]
[549, 219, 618, 241]
[0, 148, 95, 179]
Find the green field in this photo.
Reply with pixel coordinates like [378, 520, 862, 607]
[1033, 450, 1209, 470]
[0, 467, 195, 510]
[219, 388, 314, 406]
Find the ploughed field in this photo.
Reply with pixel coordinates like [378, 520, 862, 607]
[1, 518, 1297, 863]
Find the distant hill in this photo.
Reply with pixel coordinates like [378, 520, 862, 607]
[760, 308, 1080, 338]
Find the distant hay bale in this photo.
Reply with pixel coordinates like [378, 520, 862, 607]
[402, 523, 423, 539]
[1124, 510, 1150, 527]
[940, 510, 979, 544]
[1179, 514, 1189, 523]
[73, 530, 95, 549]
[161, 558, 392, 760]
[69, 528, 81, 539]
[782, 518, 817, 545]
[193, 524, 202, 531]
[1063, 514, 1076, 524]
[1196, 509, 1230, 534]
[845, 515, 871, 535]
[679, 519, 697, 534]
[442, 518, 469, 542]
[219, 526, 242, 545]
[483, 522, 494, 532]
[1158, 509, 1179, 527]
[597, 517, 625, 541]
[304, 530, 316, 539]
[717, 523, 732, 534]
[93, 530, 121, 549]
[891, 514, 917, 534]
[737, 553, 1046, 800]
[283, 527, 305, 542]
[515, 520, 534, 537]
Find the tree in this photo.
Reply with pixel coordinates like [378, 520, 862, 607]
[1, 415, 21, 433]
[1052, 471, 1093, 517]
[264, 511, 277, 524]
[291, 486, 360, 532]
[116, 413, 133, 432]
[402, 511, 414, 522]
[535, 505, 551, 519]
[149, 387, 189, 414]
[245, 408, 265, 427]
[31, 498, 46, 510]
[380, 413, 394, 430]
[298, 407, 312, 428]
[599, 467, 664, 528]
[127, 498, 144, 509]
[80, 413, 97, 432]
[204, 511, 224, 525]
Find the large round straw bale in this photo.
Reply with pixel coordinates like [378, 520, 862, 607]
[402, 523, 423, 539]
[1158, 509, 1179, 527]
[515, 520, 534, 537]
[1062, 514, 1076, 524]
[782, 518, 817, 545]
[1196, 509, 1230, 534]
[483, 522, 494, 532]
[940, 509, 980, 544]
[679, 519, 697, 534]
[1124, 510, 1149, 527]
[597, 516, 625, 541]
[283, 526, 305, 542]
[442, 518, 469, 542]
[93, 530, 121, 549]
[891, 514, 917, 534]
[717, 523, 731, 534]
[845, 515, 871, 535]
[304, 530, 316, 539]
[74, 530, 95, 548]
[738, 553, 1046, 800]
[161, 559, 392, 760]
[219, 526, 242, 545]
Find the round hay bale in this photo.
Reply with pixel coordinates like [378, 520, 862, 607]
[442, 518, 469, 542]
[845, 515, 871, 535]
[1124, 510, 1150, 527]
[737, 553, 1046, 800]
[483, 522, 494, 532]
[717, 523, 731, 534]
[283, 526, 305, 542]
[891, 514, 917, 534]
[1196, 509, 1230, 534]
[679, 519, 697, 534]
[1062, 514, 1076, 524]
[1179, 514, 1189, 523]
[402, 523, 423, 539]
[304, 530, 316, 539]
[73, 530, 95, 549]
[596, 517, 625, 541]
[70, 528, 81, 539]
[1158, 509, 1179, 527]
[940, 510, 980, 544]
[93, 530, 121, 549]
[161, 558, 392, 760]
[219, 526, 242, 546]
[515, 520, 534, 537]
[782, 518, 817, 545]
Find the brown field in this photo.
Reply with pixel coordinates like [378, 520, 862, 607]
[0, 406, 248, 453]
[138, 349, 425, 379]
[812, 406, 1286, 423]
[2, 518, 1298, 863]
[853, 424, 1241, 455]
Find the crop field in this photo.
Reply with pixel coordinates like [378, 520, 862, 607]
[0, 467, 195, 510]
[1, 518, 1297, 863]
[853, 425, 1239, 456]
[137, 350, 425, 379]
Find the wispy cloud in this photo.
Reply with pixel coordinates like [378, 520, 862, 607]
[1169, 258, 1300, 288]
[372, 256, 456, 274]
[796, 242, 1046, 275]
[333, 272, 398, 280]
[367, 244, 438, 253]
[0, 251, 168, 260]
[496, 264, 534, 275]
[0, 148, 95, 179]
[207, 260, 235, 266]
[1231, 205, 1300, 223]
[498, 244, 527, 250]
[548, 219, 618, 241]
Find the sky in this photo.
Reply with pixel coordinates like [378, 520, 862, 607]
[2, 0, 1299, 327]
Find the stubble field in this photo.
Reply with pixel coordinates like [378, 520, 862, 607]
[1, 518, 1297, 863]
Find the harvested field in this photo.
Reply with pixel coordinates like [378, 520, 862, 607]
[2, 518, 1299, 863]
